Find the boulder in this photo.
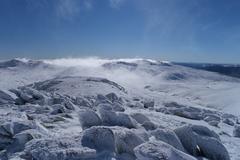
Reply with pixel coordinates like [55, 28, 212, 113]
[74, 97, 91, 108]
[141, 121, 157, 131]
[112, 128, 144, 155]
[151, 128, 185, 152]
[131, 113, 150, 124]
[223, 118, 235, 126]
[79, 110, 102, 129]
[50, 104, 67, 115]
[22, 138, 96, 160]
[112, 103, 125, 112]
[233, 125, 240, 138]
[81, 126, 115, 152]
[116, 113, 137, 129]
[97, 103, 112, 111]
[105, 92, 119, 103]
[204, 114, 221, 122]
[98, 108, 118, 126]
[134, 141, 197, 160]
[174, 125, 230, 160]
[143, 100, 154, 108]
[0, 90, 15, 104]
[207, 120, 219, 127]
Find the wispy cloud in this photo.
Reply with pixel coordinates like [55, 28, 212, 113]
[56, 0, 94, 20]
[109, 0, 125, 9]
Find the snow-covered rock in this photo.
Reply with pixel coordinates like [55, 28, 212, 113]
[116, 113, 137, 129]
[21, 138, 96, 160]
[233, 125, 240, 138]
[174, 125, 230, 160]
[131, 113, 150, 124]
[151, 128, 186, 152]
[112, 127, 144, 155]
[81, 126, 115, 152]
[134, 141, 197, 160]
[79, 110, 102, 129]
[98, 108, 118, 126]
[141, 121, 157, 131]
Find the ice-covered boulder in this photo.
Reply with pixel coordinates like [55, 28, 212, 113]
[143, 100, 154, 108]
[11, 87, 46, 105]
[98, 108, 118, 126]
[81, 126, 115, 152]
[112, 102, 125, 112]
[95, 94, 111, 106]
[21, 138, 96, 160]
[174, 125, 230, 160]
[134, 141, 197, 160]
[0, 124, 14, 150]
[131, 113, 150, 124]
[98, 109, 136, 129]
[204, 114, 221, 123]
[79, 110, 102, 129]
[233, 125, 240, 138]
[0, 121, 35, 150]
[50, 104, 67, 115]
[116, 113, 137, 129]
[0, 90, 15, 104]
[105, 92, 119, 103]
[141, 121, 157, 131]
[112, 127, 144, 155]
[97, 103, 113, 111]
[151, 128, 185, 152]
[223, 118, 235, 126]
[74, 97, 92, 108]
[207, 120, 219, 127]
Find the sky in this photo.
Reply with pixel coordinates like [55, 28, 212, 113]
[0, 0, 240, 63]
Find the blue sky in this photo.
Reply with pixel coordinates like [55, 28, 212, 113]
[0, 0, 240, 63]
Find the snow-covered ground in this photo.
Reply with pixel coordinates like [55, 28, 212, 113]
[0, 58, 240, 160]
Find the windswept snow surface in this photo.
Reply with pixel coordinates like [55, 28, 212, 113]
[0, 58, 240, 159]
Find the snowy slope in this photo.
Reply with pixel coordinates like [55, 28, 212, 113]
[0, 58, 240, 160]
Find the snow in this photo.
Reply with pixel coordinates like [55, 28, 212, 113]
[0, 58, 240, 159]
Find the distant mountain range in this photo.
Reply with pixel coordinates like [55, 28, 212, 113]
[174, 62, 240, 78]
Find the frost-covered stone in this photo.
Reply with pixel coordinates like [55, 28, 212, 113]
[223, 118, 235, 126]
[116, 113, 137, 129]
[105, 92, 119, 103]
[0, 121, 35, 150]
[0, 90, 14, 104]
[151, 128, 185, 152]
[95, 94, 111, 105]
[204, 114, 221, 123]
[131, 113, 150, 124]
[81, 126, 115, 152]
[7, 131, 35, 153]
[112, 127, 144, 155]
[50, 104, 67, 115]
[74, 97, 91, 108]
[22, 138, 96, 160]
[207, 120, 219, 127]
[0, 125, 14, 150]
[233, 125, 240, 138]
[134, 141, 197, 160]
[143, 100, 154, 108]
[112, 103, 125, 112]
[141, 121, 157, 131]
[79, 110, 102, 129]
[63, 100, 76, 110]
[97, 103, 112, 111]
[174, 125, 229, 160]
[98, 108, 118, 126]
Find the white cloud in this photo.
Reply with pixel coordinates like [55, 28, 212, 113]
[54, 0, 93, 20]
[109, 0, 125, 9]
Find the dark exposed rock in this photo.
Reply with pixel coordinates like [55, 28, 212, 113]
[174, 125, 230, 160]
